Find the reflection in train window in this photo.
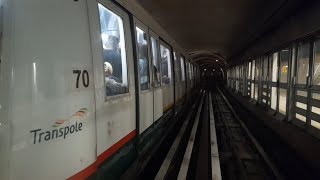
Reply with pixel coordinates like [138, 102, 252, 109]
[251, 60, 255, 80]
[272, 53, 278, 82]
[160, 44, 172, 86]
[136, 27, 150, 91]
[279, 88, 287, 114]
[98, 4, 128, 97]
[187, 63, 191, 80]
[311, 120, 320, 129]
[190, 63, 193, 80]
[280, 49, 289, 83]
[297, 43, 310, 85]
[251, 60, 255, 99]
[263, 57, 268, 81]
[173, 52, 180, 83]
[296, 113, 306, 122]
[180, 57, 185, 81]
[313, 39, 320, 85]
[254, 59, 259, 101]
[248, 61, 251, 79]
[271, 53, 278, 110]
[150, 37, 161, 88]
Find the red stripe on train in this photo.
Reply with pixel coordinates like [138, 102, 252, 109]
[68, 130, 137, 180]
[96, 130, 136, 166]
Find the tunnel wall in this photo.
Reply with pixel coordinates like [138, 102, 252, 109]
[239, 0, 320, 59]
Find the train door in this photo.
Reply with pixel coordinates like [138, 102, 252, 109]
[88, 0, 136, 166]
[149, 30, 163, 122]
[160, 40, 174, 113]
[133, 19, 154, 134]
[292, 40, 320, 130]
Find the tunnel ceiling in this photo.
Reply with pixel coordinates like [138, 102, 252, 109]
[137, 0, 305, 67]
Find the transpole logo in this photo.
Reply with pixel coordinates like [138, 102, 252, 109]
[30, 108, 89, 144]
[52, 108, 88, 127]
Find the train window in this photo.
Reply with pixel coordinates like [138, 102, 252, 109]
[313, 39, 320, 85]
[150, 36, 161, 88]
[173, 52, 180, 83]
[98, 4, 129, 96]
[180, 57, 185, 81]
[136, 27, 150, 91]
[280, 49, 289, 83]
[160, 44, 172, 86]
[296, 43, 310, 85]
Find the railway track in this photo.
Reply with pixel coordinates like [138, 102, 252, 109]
[212, 87, 283, 180]
[122, 88, 283, 180]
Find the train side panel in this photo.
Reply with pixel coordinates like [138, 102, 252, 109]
[0, 0, 12, 179]
[7, 0, 97, 179]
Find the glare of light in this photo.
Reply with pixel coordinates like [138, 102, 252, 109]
[216, 60, 218, 62]
[33, 62, 37, 85]
[204, 69, 207, 71]
[213, 69, 215, 71]
[0, 122, 2, 126]
[101, 33, 108, 41]
[33, 62, 38, 99]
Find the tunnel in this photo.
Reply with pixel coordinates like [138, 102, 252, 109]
[1, 0, 320, 180]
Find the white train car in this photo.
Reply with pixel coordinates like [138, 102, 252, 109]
[0, 0, 194, 179]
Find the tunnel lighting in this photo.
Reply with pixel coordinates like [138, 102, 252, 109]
[216, 60, 218, 62]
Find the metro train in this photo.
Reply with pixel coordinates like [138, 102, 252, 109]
[0, 0, 200, 179]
